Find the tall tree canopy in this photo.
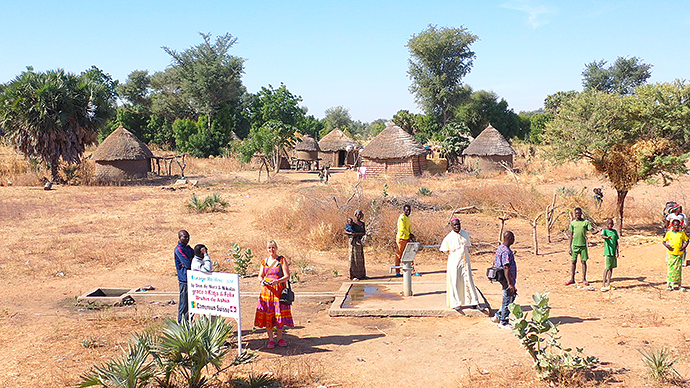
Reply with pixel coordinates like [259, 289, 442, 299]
[321, 106, 354, 137]
[454, 89, 524, 138]
[163, 32, 245, 126]
[407, 24, 478, 126]
[0, 67, 116, 182]
[582, 56, 652, 96]
[544, 81, 690, 233]
[249, 83, 306, 129]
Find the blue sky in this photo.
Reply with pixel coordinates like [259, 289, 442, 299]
[1, 1, 689, 122]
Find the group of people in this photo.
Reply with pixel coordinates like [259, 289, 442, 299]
[171, 200, 688, 348]
[175, 231, 294, 349]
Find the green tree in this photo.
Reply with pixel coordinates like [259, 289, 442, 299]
[455, 89, 523, 138]
[163, 32, 245, 127]
[544, 82, 690, 233]
[117, 70, 151, 108]
[238, 120, 297, 178]
[0, 67, 115, 183]
[544, 90, 578, 114]
[149, 68, 196, 121]
[407, 25, 478, 126]
[299, 114, 325, 139]
[366, 118, 388, 137]
[322, 106, 354, 135]
[392, 110, 417, 134]
[582, 56, 652, 96]
[440, 121, 471, 165]
[249, 83, 306, 129]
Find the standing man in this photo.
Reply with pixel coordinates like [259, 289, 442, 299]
[175, 230, 193, 323]
[395, 204, 419, 276]
[492, 231, 517, 329]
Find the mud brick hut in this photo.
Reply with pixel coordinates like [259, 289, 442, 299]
[93, 126, 154, 180]
[360, 124, 428, 177]
[462, 124, 516, 171]
[318, 128, 361, 167]
[294, 134, 321, 160]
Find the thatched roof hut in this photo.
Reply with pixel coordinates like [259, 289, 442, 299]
[318, 128, 361, 167]
[361, 124, 428, 177]
[294, 134, 320, 160]
[462, 124, 516, 171]
[93, 126, 153, 180]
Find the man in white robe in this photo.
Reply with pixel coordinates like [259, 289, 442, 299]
[440, 218, 481, 310]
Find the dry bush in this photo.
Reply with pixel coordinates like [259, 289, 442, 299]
[0, 146, 44, 185]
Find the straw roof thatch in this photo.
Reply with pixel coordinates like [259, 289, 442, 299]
[462, 125, 516, 156]
[93, 126, 154, 162]
[360, 124, 427, 159]
[318, 128, 361, 152]
[294, 134, 320, 152]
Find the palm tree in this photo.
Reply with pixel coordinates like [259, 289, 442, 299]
[0, 67, 115, 184]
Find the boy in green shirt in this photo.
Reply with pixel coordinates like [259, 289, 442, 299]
[601, 218, 619, 292]
[566, 207, 594, 286]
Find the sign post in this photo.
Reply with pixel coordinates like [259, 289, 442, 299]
[187, 271, 243, 355]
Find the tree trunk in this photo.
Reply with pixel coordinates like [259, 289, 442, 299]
[616, 190, 628, 236]
[49, 161, 59, 188]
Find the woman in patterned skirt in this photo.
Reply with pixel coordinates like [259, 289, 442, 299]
[254, 240, 294, 348]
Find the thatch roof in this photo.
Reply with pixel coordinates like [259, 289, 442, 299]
[462, 125, 516, 156]
[294, 134, 320, 152]
[360, 124, 427, 159]
[93, 126, 154, 162]
[318, 128, 361, 152]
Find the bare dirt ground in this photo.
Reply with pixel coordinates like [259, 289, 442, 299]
[2, 159, 690, 387]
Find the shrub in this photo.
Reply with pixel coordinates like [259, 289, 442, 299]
[509, 293, 599, 382]
[187, 193, 228, 213]
[639, 348, 681, 383]
[417, 186, 433, 196]
[230, 243, 254, 277]
[80, 317, 236, 388]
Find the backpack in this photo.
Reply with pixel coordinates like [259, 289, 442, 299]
[486, 266, 505, 283]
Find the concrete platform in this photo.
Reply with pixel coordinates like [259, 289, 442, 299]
[77, 287, 337, 306]
[328, 281, 490, 317]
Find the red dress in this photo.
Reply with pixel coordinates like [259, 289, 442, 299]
[254, 257, 294, 329]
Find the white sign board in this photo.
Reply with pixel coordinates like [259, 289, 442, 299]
[187, 271, 242, 354]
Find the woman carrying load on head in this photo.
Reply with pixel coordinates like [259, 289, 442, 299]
[440, 218, 482, 311]
[254, 240, 294, 349]
[345, 209, 368, 280]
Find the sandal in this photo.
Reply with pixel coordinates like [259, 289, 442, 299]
[582, 281, 590, 286]
[565, 280, 575, 286]
[277, 339, 287, 347]
[267, 340, 275, 349]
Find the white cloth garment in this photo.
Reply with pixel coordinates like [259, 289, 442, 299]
[440, 229, 480, 309]
[191, 253, 213, 273]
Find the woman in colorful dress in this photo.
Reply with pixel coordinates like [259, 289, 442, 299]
[345, 209, 367, 280]
[254, 240, 294, 348]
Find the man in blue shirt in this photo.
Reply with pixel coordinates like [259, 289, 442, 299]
[175, 230, 193, 323]
[492, 231, 517, 329]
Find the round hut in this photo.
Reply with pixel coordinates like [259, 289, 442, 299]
[293, 134, 321, 170]
[93, 126, 154, 180]
[318, 128, 361, 167]
[462, 124, 516, 171]
[360, 124, 428, 177]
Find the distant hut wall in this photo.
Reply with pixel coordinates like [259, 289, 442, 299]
[362, 155, 426, 177]
[294, 150, 319, 160]
[318, 150, 357, 167]
[463, 155, 513, 171]
[95, 159, 151, 180]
